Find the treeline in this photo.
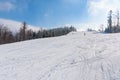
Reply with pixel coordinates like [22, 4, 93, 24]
[0, 22, 76, 45]
[105, 10, 120, 33]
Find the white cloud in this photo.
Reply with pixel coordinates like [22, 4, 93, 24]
[88, 0, 120, 15]
[54, 23, 101, 31]
[0, 1, 15, 11]
[73, 23, 100, 31]
[87, 0, 120, 28]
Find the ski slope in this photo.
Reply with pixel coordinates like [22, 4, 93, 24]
[0, 31, 120, 80]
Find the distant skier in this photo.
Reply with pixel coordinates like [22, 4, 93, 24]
[84, 32, 86, 36]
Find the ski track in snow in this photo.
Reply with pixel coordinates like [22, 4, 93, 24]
[0, 31, 120, 80]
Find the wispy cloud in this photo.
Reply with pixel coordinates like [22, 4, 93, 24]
[0, 1, 15, 12]
[44, 13, 49, 17]
[43, 9, 53, 18]
[16, 0, 31, 12]
[63, 0, 81, 4]
[0, 0, 31, 12]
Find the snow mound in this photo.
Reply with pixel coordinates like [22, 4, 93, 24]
[0, 32, 120, 80]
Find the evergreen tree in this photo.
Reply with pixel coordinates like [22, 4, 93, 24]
[108, 10, 112, 33]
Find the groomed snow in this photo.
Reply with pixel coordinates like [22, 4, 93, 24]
[0, 31, 120, 80]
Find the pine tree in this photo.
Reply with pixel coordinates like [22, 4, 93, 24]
[19, 22, 27, 41]
[108, 10, 112, 33]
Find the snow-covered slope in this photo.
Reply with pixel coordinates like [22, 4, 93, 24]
[0, 18, 41, 33]
[0, 31, 120, 80]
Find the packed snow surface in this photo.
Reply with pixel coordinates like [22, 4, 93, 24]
[0, 31, 120, 80]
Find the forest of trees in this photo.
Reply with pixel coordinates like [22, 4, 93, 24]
[0, 22, 76, 45]
[105, 10, 120, 33]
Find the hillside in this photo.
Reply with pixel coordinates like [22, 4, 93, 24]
[0, 18, 41, 33]
[0, 31, 120, 80]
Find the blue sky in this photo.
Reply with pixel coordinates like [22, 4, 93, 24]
[0, 0, 120, 30]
